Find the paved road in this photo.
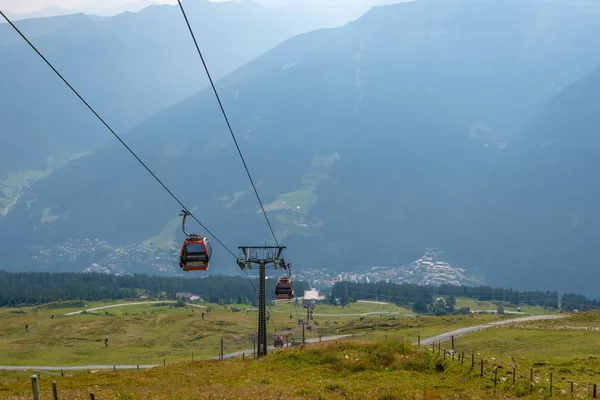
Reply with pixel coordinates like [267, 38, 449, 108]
[418, 314, 565, 346]
[64, 301, 206, 315]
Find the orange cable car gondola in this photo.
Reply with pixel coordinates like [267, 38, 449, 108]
[275, 276, 294, 300]
[179, 210, 212, 272]
[274, 335, 284, 348]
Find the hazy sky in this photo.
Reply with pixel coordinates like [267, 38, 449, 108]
[0, 0, 394, 15]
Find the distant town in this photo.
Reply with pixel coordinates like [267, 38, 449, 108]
[23, 241, 470, 287]
[293, 249, 469, 288]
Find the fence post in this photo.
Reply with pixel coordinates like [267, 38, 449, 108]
[113, 365, 116, 372]
[549, 372, 553, 397]
[220, 338, 224, 360]
[61, 370, 64, 377]
[443, 348, 446, 360]
[461, 352, 464, 365]
[52, 380, 59, 400]
[480, 359, 484, 377]
[593, 383, 597, 398]
[418, 335, 420, 346]
[87, 369, 90, 374]
[137, 365, 139, 371]
[31, 375, 40, 400]
[494, 367, 498, 387]
[163, 358, 166, 366]
[319, 335, 322, 342]
[569, 380, 573, 397]
[530, 368, 533, 394]
[451, 335, 455, 350]
[471, 351, 475, 370]
[90, 393, 95, 400]
[242, 353, 245, 360]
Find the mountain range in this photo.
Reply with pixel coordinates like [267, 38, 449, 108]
[2, 0, 600, 296]
[0, 0, 305, 211]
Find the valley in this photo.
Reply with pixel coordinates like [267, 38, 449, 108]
[3, 0, 600, 295]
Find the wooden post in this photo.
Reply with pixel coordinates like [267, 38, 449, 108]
[286, 335, 288, 348]
[461, 352, 464, 365]
[52, 381, 59, 400]
[451, 335, 455, 350]
[452, 351, 455, 362]
[530, 368, 533, 394]
[242, 353, 245, 360]
[87, 368, 90, 374]
[480, 359, 484, 377]
[319, 335, 322, 342]
[494, 367, 498, 387]
[513, 367, 516, 384]
[569, 380, 573, 397]
[90, 393, 95, 400]
[593, 383, 597, 398]
[31, 375, 40, 400]
[443, 348, 446, 360]
[418, 335, 420, 346]
[163, 358, 166, 366]
[137, 365, 139, 371]
[220, 338, 224, 360]
[549, 372, 553, 397]
[61, 370, 64, 377]
[113, 365, 116, 372]
[471, 351, 475, 370]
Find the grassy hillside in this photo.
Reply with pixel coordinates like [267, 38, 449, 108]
[3, 303, 600, 399]
[3, 325, 600, 399]
[0, 299, 505, 366]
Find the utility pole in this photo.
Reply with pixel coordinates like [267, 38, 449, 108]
[237, 245, 287, 358]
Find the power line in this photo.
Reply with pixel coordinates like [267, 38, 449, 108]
[0, 10, 236, 259]
[175, 0, 280, 247]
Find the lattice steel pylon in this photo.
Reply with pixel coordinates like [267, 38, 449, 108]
[237, 246, 287, 357]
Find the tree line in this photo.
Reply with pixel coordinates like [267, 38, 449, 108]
[0, 270, 310, 307]
[330, 281, 600, 314]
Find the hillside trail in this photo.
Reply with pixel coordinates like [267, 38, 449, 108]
[418, 314, 565, 346]
[0, 314, 565, 371]
[63, 301, 206, 315]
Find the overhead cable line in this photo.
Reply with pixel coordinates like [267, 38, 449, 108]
[175, 0, 280, 247]
[0, 10, 236, 259]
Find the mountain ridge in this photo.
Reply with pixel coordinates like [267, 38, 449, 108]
[3, 0, 600, 296]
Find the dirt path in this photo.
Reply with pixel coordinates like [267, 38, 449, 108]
[418, 314, 565, 346]
[1, 314, 565, 371]
[63, 301, 206, 315]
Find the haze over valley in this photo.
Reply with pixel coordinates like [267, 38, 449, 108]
[2, 0, 600, 297]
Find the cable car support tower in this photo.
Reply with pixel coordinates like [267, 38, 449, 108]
[237, 245, 287, 357]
